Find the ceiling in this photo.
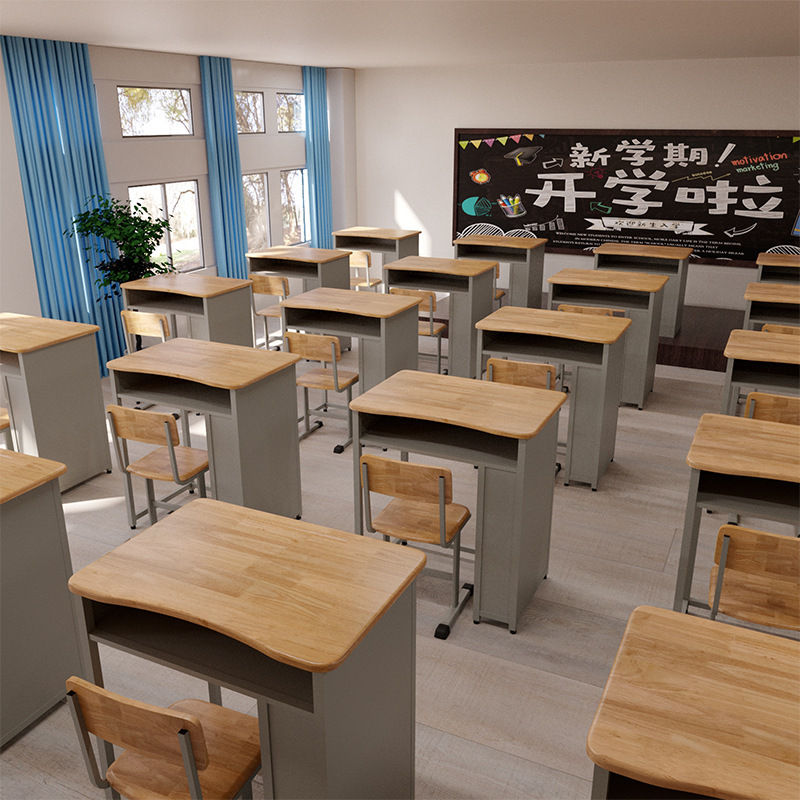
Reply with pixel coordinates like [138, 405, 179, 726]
[0, 0, 798, 69]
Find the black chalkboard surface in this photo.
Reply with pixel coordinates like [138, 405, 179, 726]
[453, 129, 799, 265]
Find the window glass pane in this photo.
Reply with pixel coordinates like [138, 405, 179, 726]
[276, 93, 305, 133]
[128, 181, 202, 271]
[165, 181, 202, 270]
[280, 168, 309, 245]
[243, 173, 270, 251]
[118, 87, 193, 137]
[234, 91, 265, 134]
[127, 184, 169, 264]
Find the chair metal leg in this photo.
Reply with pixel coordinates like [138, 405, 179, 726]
[434, 534, 473, 640]
[144, 479, 158, 526]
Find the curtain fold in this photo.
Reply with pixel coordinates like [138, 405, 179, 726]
[1, 35, 125, 372]
[302, 66, 334, 249]
[200, 55, 248, 279]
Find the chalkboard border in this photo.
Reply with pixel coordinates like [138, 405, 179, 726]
[453, 128, 798, 268]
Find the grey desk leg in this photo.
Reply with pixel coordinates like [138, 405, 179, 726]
[448, 272, 494, 378]
[720, 360, 736, 415]
[508, 248, 544, 309]
[591, 764, 611, 800]
[673, 469, 703, 612]
[353, 428, 364, 535]
[256, 697, 274, 800]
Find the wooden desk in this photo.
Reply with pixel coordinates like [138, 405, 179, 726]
[0, 312, 111, 490]
[548, 268, 667, 409]
[756, 252, 800, 283]
[587, 605, 799, 800]
[121, 273, 253, 346]
[721, 328, 800, 414]
[593, 243, 692, 338]
[351, 370, 565, 632]
[246, 246, 351, 291]
[743, 281, 800, 329]
[280, 287, 419, 392]
[68, 498, 425, 799]
[332, 226, 420, 264]
[673, 413, 800, 613]
[384, 255, 497, 378]
[476, 307, 631, 490]
[1, 451, 86, 745]
[453, 234, 548, 309]
[107, 338, 302, 517]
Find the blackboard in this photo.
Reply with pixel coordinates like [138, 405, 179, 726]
[453, 129, 800, 266]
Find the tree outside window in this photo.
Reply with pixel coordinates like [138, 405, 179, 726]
[234, 91, 265, 134]
[128, 181, 202, 270]
[118, 87, 193, 136]
[280, 168, 309, 244]
[242, 173, 270, 251]
[276, 93, 305, 133]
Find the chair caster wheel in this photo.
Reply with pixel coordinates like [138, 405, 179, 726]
[509, 629, 517, 635]
[333, 445, 344, 454]
[434, 623, 450, 640]
[295, 514, 301, 520]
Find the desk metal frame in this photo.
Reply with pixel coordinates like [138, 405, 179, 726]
[476, 310, 628, 490]
[548, 270, 665, 409]
[453, 235, 547, 309]
[352, 371, 562, 633]
[593, 244, 691, 338]
[756, 253, 800, 284]
[332, 227, 420, 264]
[108, 339, 302, 518]
[122, 276, 253, 346]
[743, 282, 800, 329]
[385, 257, 496, 378]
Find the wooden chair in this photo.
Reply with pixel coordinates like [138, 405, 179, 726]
[120, 308, 170, 353]
[349, 250, 382, 291]
[762, 323, 800, 335]
[106, 404, 209, 529]
[284, 332, 359, 453]
[389, 287, 448, 373]
[360, 454, 472, 640]
[745, 391, 800, 426]
[0, 406, 14, 450]
[486, 358, 556, 389]
[250, 273, 289, 349]
[708, 525, 800, 631]
[66, 676, 260, 800]
[493, 264, 506, 308]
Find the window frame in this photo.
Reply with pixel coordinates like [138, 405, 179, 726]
[116, 85, 195, 139]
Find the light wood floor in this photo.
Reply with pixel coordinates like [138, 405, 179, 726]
[2, 343, 796, 800]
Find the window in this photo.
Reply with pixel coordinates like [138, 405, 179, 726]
[234, 91, 265, 134]
[128, 181, 202, 270]
[280, 168, 309, 245]
[117, 87, 193, 137]
[276, 93, 305, 133]
[242, 173, 270, 251]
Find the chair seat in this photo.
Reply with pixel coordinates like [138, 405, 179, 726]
[372, 498, 470, 546]
[419, 321, 446, 337]
[494, 288, 506, 300]
[107, 698, 261, 800]
[709, 566, 800, 630]
[128, 446, 209, 483]
[0, 408, 9, 432]
[351, 277, 382, 289]
[297, 368, 359, 392]
[256, 306, 282, 319]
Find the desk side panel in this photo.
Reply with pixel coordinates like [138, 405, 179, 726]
[201, 286, 254, 346]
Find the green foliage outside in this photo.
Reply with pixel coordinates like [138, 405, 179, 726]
[66, 195, 176, 298]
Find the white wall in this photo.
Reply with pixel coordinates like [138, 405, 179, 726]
[354, 56, 800, 309]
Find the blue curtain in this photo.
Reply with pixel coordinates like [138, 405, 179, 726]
[302, 66, 334, 249]
[1, 35, 125, 373]
[200, 55, 248, 279]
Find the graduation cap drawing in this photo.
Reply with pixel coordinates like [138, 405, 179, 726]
[505, 146, 542, 166]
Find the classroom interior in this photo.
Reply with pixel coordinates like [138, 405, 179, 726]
[1, 2, 799, 799]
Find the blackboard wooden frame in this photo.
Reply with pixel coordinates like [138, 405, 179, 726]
[453, 129, 799, 267]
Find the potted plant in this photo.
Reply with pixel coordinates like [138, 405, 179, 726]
[66, 195, 176, 299]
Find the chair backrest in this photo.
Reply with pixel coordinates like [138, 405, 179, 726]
[762, 323, 800, 335]
[389, 286, 436, 313]
[284, 331, 340, 364]
[120, 309, 170, 341]
[486, 358, 555, 389]
[350, 250, 371, 271]
[557, 304, 621, 317]
[107, 404, 179, 447]
[66, 676, 209, 769]
[711, 525, 800, 630]
[744, 391, 800, 426]
[250, 273, 289, 299]
[360, 454, 451, 504]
